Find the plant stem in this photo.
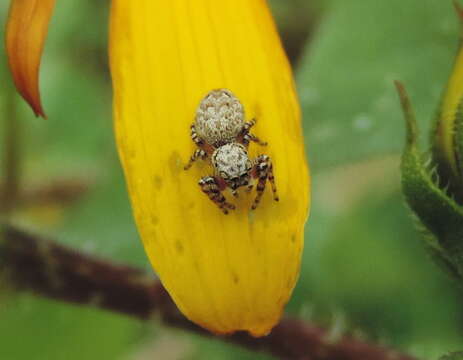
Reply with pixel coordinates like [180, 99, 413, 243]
[0, 224, 418, 360]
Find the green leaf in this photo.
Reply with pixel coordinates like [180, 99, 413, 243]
[297, 0, 458, 170]
[295, 171, 462, 352]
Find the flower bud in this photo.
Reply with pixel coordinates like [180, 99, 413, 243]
[397, 3, 463, 281]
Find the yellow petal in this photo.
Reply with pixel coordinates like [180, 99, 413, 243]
[434, 1, 463, 178]
[5, 0, 55, 118]
[109, 0, 310, 336]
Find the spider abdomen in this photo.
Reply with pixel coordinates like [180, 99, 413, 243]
[195, 89, 244, 146]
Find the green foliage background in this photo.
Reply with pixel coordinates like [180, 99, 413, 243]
[0, 0, 462, 359]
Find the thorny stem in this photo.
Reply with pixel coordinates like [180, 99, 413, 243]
[0, 84, 20, 215]
[0, 224, 417, 360]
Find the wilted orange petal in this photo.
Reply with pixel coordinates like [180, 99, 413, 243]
[6, 0, 56, 118]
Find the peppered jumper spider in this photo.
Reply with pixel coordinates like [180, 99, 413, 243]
[184, 89, 278, 214]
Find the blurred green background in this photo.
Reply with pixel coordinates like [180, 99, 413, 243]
[0, 0, 462, 359]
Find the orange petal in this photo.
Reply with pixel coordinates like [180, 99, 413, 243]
[5, 0, 56, 118]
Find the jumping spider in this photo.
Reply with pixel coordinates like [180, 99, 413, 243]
[184, 89, 278, 214]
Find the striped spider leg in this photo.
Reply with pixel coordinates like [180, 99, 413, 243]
[198, 176, 236, 214]
[251, 154, 279, 210]
[184, 125, 214, 170]
[238, 119, 268, 147]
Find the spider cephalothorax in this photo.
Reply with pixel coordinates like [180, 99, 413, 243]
[184, 89, 278, 214]
[212, 142, 251, 189]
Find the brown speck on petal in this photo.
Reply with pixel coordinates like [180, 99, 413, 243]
[6, 0, 56, 118]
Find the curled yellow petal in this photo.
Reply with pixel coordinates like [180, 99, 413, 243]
[110, 0, 310, 336]
[5, 0, 55, 118]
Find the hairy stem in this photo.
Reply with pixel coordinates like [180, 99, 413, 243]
[0, 224, 417, 360]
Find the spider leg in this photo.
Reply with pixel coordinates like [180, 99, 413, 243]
[243, 133, 267, 146]
[251, 155, 279, 210]
[185, 124, 212, 170]
[184, 149, 208, 170]
[190, 124, 204, 146]
[199, 176, 235, 214]
[243, 118, 257, 131]
[240, 119, 267, 146]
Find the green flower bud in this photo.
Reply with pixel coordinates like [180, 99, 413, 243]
[397, 3, 463, 281]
